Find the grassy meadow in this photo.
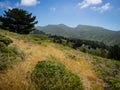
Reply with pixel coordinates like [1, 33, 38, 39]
[0, 29, 120, 90]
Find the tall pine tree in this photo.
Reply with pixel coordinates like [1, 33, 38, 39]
[0, 8, 38, 34]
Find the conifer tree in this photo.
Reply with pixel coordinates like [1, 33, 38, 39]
[0, 8, 38, 34]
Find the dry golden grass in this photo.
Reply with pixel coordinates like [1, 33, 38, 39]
[0, 38, 104, 90]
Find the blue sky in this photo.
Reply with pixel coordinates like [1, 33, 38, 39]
[0, 0, 120, 30]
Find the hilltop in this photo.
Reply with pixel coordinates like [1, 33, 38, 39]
[36, 24, 120, 46]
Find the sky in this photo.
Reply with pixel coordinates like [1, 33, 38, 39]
[0, 0, 120, 31]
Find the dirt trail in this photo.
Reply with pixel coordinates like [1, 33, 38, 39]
[0, 38, 104, 90]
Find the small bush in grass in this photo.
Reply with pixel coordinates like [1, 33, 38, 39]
[0, 48, 15, 70]
[0, 42, 6, 47]
[0, 35, 25, 71]
[0, 35, 13, 45]
[106, 77, 120, 90]
[0, 42, 12, 55]
[31, 61, 84, 90]
[0, 45, 25, 71]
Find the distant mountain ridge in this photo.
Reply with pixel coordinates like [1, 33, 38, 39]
[35, 24, 120, 46]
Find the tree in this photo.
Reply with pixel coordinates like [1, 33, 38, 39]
[108, 45, 120, 60]
[0, 8, 38, 34]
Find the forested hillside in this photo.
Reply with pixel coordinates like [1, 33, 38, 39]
[36, 24, 120, 46]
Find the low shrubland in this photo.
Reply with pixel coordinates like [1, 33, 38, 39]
[0, 35, 25, 71]
[31, 61, 84, 90]
[89, 56, 120, 90]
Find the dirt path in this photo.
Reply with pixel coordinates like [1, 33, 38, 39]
[0, 38, 104, 90]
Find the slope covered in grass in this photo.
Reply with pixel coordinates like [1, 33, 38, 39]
[1, 29, 120, 90]
[0, 29, 103, 90]
[0, 33, 24, 71]
[88, 56, 120, 90]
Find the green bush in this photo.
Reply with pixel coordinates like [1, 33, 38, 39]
[0, 35, 13, 70]
[106, 77, 120, 90]
[0, 35, 13, 45]
[0, 35, 24, 71]
[31, 61, 84, 90]
[0, 53, 8, 70]
[0, 42, 6, 47]
[0, 45, 13, 54]
[0, 48, 15, 70]
[0, 45, 24, 71]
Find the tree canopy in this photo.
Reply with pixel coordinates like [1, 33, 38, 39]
[108, 45, 120, 60]
[0, 8, 38, 34]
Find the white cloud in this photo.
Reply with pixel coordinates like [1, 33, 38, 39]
[99, 3, 111, 12]
[0, 0, 40, 9]
[20, 0, 40, 6]
[50, 7, 56, 12]
[8, 6, 12, 10]
[91, 3, 111, 13]
[78, 0, 102, 9]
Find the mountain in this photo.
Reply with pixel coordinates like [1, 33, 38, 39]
[35, 24, 120, 46]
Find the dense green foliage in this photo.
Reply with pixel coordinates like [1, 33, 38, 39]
[36, 24, 120, 46]
[0, 8, 38, 34]
[108, 45, 120, 60]
[107, 77, 120, 90]
[49, 35, 109, 58]
[31, 61, 84, 90]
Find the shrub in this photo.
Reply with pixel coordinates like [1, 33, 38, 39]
[0, 53, 8, 70]
[0, 35, 13, 45]
[31, 61, 84, 90]
[0, 35, 25, 71]
[0, 43, 13, 54]
[0, 42, 6, 47]
[0, 45, 24, 71]
[106, 77, 120, 90]
[0, 46, 15, 70]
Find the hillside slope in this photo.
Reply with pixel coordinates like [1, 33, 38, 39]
[36, 24, 120, 46]
[0, 30, 103, 90]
